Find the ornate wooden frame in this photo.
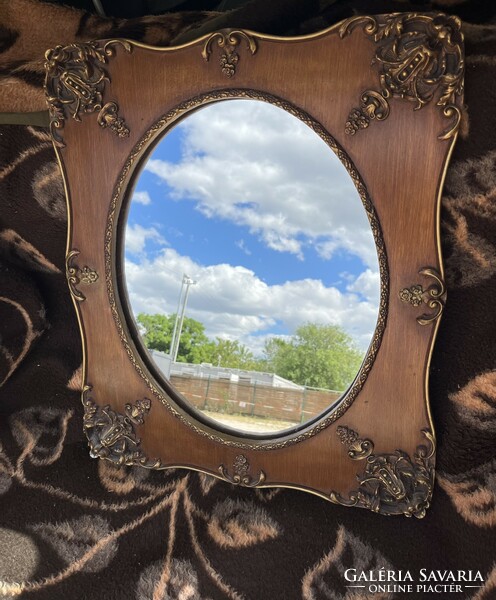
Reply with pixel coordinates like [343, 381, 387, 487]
[45, 13, 464, 518]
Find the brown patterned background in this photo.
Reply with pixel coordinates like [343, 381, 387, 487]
[1, 0, 496, 598]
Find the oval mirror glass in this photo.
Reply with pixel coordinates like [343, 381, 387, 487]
[124, 100, 380, 435]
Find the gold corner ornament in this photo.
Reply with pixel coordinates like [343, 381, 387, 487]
[339, 13, 464, 139]
[44, 40, 132, 145]
[399, 267, 446, 325]
[83, 387, 162, 468]
[202, 30, 257, 77]
[66, 249, 99, 302]
[330, 426, 435, 518]
[219, 454, 266, 487]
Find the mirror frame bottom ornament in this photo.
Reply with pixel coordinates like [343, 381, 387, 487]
[45, 12, 464, 518]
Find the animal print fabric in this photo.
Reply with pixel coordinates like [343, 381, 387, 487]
[1, 0, 496, 598]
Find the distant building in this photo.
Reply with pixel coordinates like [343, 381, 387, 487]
[148, 348, 303, 390]
[149, 349, 173, 379]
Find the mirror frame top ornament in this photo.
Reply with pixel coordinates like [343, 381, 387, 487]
[44, 12, 464, 518]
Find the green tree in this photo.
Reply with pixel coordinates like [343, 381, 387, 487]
[137, 313, 214, 364]
[263, 323, 363, 390]
[205, 338, 260, 370]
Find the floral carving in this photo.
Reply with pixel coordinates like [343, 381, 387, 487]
[344, 91, 390, 135]
[83, 387, 161, 468]
[336, 425, 374, 459]
[340, 13, 464, 139]
[399, 267, 446, 325]
[79, 266, 99, 285]
[66, 249, 98, 302]
[97, 101, 130, 137]
[125, 398, 151, 425]
[330, 427, 435, 518]
[202, 31, 257, 77]
[219, 454, 265, 487]
[44, 40, 132, 145]
[399, 284, 424, 307]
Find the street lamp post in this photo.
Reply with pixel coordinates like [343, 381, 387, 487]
[170, 274, 196, 362]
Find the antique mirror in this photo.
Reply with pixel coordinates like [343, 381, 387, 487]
[44, 13, 464, 518]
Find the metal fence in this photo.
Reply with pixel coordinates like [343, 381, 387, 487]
[171, 374, 342, 424]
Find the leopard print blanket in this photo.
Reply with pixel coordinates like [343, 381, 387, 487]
[0, 0, 321, 113]
[1, 1, 496, 599]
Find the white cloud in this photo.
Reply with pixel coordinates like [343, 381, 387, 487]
[132, 190, 152, 205]
[235, 239, 251, 256]
[125, 101, 382, 358]
[124, 248, 379, 354]
[144, 100, 379, 270]
[347, 269, 381, 304]
[125, 224, 167, 256]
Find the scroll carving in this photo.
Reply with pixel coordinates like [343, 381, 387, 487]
[125, 398, 152, 425]
[330, 426, 435, 518]
[345, 90, 390, 135]
[66, 249, 98, 302]
[399, 267, 446, 325]
[219, 454, 266, 487]
[44, 40, 132, 145]
[97, 101, 130, 138]
[340, 13, 464, 139]
[202, 31, 257, 77]
[83, 387, 161, 468]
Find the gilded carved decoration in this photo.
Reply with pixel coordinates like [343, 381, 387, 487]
[44, 40, 132, 145]
[399, 267, 446, 325]
[399, 284, 424, 307]
[345, 91, 390, 134]
[97, 101, 130, 137]
[83, 387, 161, 468]
[66, 249, 99, 302]
[330, 426, 435, 518]
[125, 398, 152, 425]
[202, 31, 257, 77]
[219, 454, 266, 487]
[339, 13, 464, 139]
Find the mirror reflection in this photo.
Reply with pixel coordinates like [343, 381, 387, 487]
[124, 100, 380, 434]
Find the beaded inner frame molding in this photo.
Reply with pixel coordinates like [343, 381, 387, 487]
[45, 13, 464, 518]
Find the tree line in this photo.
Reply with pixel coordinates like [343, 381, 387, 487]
[137, 313, 364, 391]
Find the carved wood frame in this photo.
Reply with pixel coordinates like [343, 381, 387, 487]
[45, 13, 464, 518]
